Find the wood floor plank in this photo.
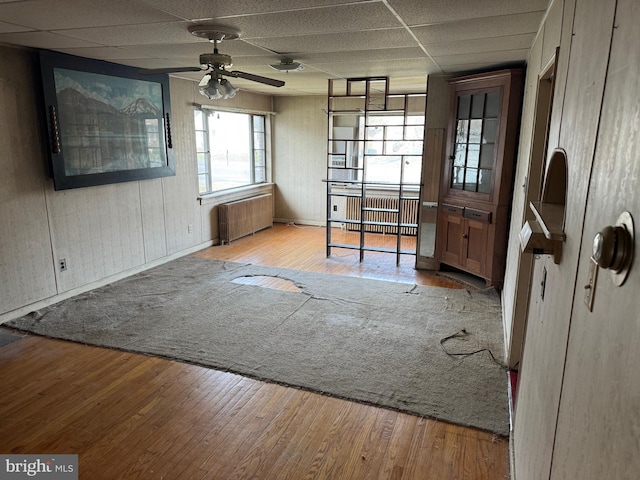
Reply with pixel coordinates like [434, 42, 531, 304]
[0, 224, 509, 479]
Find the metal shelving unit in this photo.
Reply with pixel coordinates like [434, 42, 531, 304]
[325, 77, 426, 265]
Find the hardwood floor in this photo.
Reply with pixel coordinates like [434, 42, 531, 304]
[0, 224, 509, 479]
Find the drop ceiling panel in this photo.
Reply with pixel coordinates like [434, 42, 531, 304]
[57, 46, 151, 60]
[56, 21, 199, 46]
[389, 0, 549, 25]
[0, 31, 101, 49]
[411, 12, 544, 45]
[138, 0, 371, 21]
[295, 47, 426, 63]
[426, 33, 535, 56]
[120, 40, 268, 59]
[223, 3, 404, 39]
[434, 49, 530, 67]
[0, 20, 32, 33]
[0, 0, 178, 30]
[250, 29, 416, 55]
[315, 58, 436, 78]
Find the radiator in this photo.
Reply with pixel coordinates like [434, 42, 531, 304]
[219, 194, 273, 244]
[346, 196, 419, 235]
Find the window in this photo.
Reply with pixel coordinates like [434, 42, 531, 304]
[194, 109, 267, 194]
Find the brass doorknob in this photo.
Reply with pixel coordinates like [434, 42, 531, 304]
[591, 212, 634, 286]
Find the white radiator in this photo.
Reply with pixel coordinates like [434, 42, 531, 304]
[346, 196, 419, 235]
[219, 194, 273, 244]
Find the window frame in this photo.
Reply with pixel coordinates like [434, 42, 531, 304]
[194, 107, 269, 196]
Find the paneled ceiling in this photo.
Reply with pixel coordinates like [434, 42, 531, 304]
[0, 0, 549, 95]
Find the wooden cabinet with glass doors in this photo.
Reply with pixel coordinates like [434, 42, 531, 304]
[436, 69, 523, 287]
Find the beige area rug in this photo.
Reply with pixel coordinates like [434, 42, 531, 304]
[8, 256, 509, 435]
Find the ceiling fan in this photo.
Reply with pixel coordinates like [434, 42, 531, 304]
[141, 25, 285, 99]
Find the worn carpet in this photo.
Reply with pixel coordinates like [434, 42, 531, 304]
[8, 256, 509, 435]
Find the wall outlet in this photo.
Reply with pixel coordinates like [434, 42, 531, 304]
[59, 258, 67, 272]
[333, 205, 338, 212]
[188, 224, 193, 234]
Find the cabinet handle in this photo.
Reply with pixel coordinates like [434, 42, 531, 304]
[462, 233, 468, 239]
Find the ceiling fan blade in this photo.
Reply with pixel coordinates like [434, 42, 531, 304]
[226, 70, 285, 87]
[139, 66, 205, 75]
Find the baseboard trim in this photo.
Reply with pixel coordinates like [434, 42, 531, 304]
[0, 240, 215, 324]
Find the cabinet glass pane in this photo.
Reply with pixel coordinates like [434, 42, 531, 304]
[452, 166, 464, 189]
[483, 119, 498, 143]
[469, 120, 482, 143]
[456, 120, 469, 143]
[478, 169, 492, 193]
[485, 92, 500, 117]
[457, 95, 471, 119]
[464, 168, 478, 191]
[480, 144, 495, 168]
[454, 144, 466, 166]
[467, 144, 480, 168]
[471, 93, 485, 118]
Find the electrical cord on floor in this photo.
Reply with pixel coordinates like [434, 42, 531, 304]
[439, 329, 509, 370]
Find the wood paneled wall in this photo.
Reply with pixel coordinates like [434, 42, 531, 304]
[272, 96, 328, 225]
[0, 45, 274, 321]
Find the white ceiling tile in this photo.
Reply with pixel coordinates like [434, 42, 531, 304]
[56, 21, 198, 46]
[425, 33, 535, 57]
[295, 47, 426, 63]
[222, 3, 403, 39]
[120, 40, 269, 60]
[0, 30, 101, 48]
[315, 58, 437, 79]
[0, 0, 179, 30]
[249, 29, 417, 55]
[412, 12, 543, 44]
[434, 49, 529, 67]
[55, 46, 151, 60]
[388, 0, 549, 25]
[0, 20, 32, 33]
[138, 0, 371, 21]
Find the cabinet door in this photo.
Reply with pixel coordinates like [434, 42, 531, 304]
[441, 213, 464, 266]
[463, 218, 489, 275]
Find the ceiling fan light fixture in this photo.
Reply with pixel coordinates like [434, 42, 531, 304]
[269, 58, 304, 72]
[199, 73, 238, 100]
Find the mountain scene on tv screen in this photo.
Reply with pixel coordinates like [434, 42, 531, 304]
[54, 68, 165, 176]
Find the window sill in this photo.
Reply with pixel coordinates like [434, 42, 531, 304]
[198, 183, 274, 206]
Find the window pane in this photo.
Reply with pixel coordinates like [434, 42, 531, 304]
[254, 149, 265, 167]
[386, 126, 404, 140]
[402, 156, 421, 183]
[366, 126, 383, 140]
[197, 153, 208, 173]
[365, 141, 384, 155]
[195, 131, 206, 152]
[254, 166, 266, 183]
[253, 132, 265, 150]
[253, 115, 265, 132]
[194, 109, 205, 129]
[198, 174, 209, 194]
[366, 156, 401, 183]
[209, 111, 252, 191]
[405, 124, 424, 140]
